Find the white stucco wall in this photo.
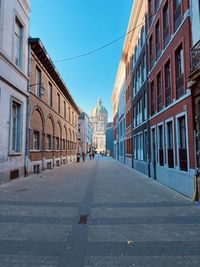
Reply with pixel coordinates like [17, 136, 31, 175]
[0, 0, 30, 183]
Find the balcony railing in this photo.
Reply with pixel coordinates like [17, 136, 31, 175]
[191, 40, 200, 72]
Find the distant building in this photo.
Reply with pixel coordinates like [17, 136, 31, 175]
[106, 123, 114, 156]
[91, 98, 108, 153]
[78, 112, 93, 154]
[28, 38, 80, 174]
[0, 0, 30, 184]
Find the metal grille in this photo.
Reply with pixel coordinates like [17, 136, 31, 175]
[78, 215, 89, 224]
[10, 170, 19, 180]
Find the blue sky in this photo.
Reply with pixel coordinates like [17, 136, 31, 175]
[30, 0, 133, 121]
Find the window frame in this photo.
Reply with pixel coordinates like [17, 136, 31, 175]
[176, 112, 189, 172]
[13, 14, 24, 69]
[165, 117, 175, 168]
[10, 97, 23, 154]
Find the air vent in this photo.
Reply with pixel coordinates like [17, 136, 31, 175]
[10, 170, 19, 180]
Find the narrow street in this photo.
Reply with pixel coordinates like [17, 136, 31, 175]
[0, 157, 200, 267]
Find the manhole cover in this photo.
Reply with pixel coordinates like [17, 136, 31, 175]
[78, 214, 89, 224]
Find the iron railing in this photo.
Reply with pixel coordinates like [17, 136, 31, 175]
[191, 40, 200, 72]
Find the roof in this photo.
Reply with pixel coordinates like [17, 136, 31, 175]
[29, 38, 80, 114]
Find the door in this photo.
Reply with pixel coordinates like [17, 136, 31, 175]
[152, 128, 157, 179]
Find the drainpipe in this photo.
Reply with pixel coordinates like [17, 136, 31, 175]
[24, 42, 31, 176]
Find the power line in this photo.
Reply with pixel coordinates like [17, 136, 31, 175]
[54, 3, 165, 63]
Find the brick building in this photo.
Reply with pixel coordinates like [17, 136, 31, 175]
[27, 38, 80, 174]
[113, 0, 199, 199]
[147, 0, 195, 198]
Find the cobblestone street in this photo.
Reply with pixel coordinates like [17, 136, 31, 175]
[0, 157, 200, 267]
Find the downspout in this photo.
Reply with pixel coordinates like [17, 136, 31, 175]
[24, 41, 31, 176]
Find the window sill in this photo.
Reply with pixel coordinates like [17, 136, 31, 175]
[30, 150, 42, 152]
[9, 152, 22, 156]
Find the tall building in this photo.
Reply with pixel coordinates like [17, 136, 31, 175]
[147, 0, 194, 198]
[113, 0, 198, 199]
[28, 38, 80, 173]
[0, 0, 30, 184]
[91, 98, 108, 153]
[78, 112, 93, 154]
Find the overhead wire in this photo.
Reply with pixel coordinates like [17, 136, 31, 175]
[54, 1, 166, 63]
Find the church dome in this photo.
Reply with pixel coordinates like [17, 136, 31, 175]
[92, 98, 108, 116]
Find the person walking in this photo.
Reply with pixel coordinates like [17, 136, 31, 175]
[77, 152, 80, 162]
[89, 152, 92, 160]
[82, 152, 86, 162]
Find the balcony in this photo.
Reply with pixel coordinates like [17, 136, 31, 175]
[191, 40, 200, 73]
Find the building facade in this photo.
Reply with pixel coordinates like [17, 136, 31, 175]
[113, 0, 198, 199]
[78, 112, 93, 154]
[106, 122, 114, 157]
[147, 0, 195, 198]
[112, 58, 126, 162]
[189, 0, 200, 199]
[91, 98, 108, 153]
[28, 38, 80, 174]
[0, 0, 30, 184]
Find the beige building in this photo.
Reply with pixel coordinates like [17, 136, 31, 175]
[91, 98, 108, 153]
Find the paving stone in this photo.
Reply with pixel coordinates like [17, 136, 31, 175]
[0, 157, 199, 266]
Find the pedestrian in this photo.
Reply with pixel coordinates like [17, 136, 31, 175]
[89, 152, 92, 160]
[92, 152, 95, 159]
[77, 152, 80, 163]
[82, 152, 86, 162]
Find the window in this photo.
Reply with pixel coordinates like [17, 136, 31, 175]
[63, 139, 66, 150]
[46, 135, 52, 150]
[33, 131, 40, 150]
[56, 137, 60, 150]
[14, 17, 23, 68]
[143, 54, 146, 81]
[175, 45, 184, 98]
[166, 121, 174, 168]
[155, 21, 161, 59]
[158, 125, 164, 166]
[163, 2, 170, 47]
[143, 131, 147, 162]
[57, 93, 60, 113]
[72, 111, 74, 125]
[136, 133, 143, 160]
[149, 0, 153, 26]
[11, 100, 22, 152]
[144, 91, 147, 121]
[151, 81, 155, 115]
[48, 83, 52, 107]
[157, 72, 162, 112]
[155, 0, 160, 11]
[64, 101, 66, 119]
[174, 0, 182, 31]
[35, 67, 41, 97]
[149, 35, 154, 69]
[165, 61, 171, 106]
[68, 107, 71, 122]
[178, 116, 188, 171]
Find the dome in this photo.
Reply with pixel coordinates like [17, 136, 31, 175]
[91, 98, 108, 116]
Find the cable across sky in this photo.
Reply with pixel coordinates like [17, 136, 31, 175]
[54, 2, 166, 63]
